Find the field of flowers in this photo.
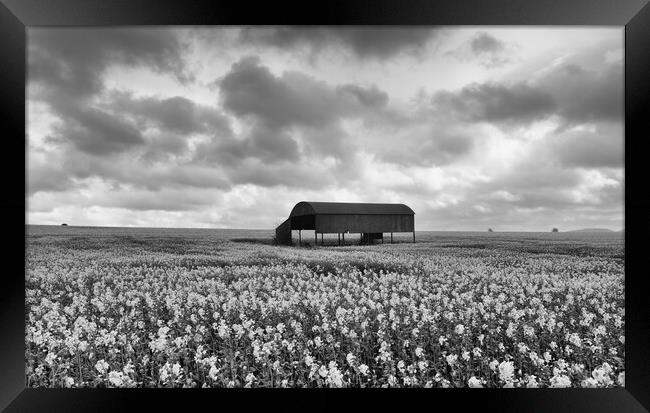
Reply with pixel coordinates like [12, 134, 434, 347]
[25, 225, 624, 388]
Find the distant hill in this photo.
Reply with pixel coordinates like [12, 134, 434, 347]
[567, 228, 615, 233]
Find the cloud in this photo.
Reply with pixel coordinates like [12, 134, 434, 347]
[432, 81, 556, 124]
[27, 146, 232, 197]
[140, 132, 192, 162]
[110, 92, 231, 136]
[219, 56, 341, 129]
[470, 32, 505, 54]
[487, 190, 521, 202]
[211, 56, 390, 164]
[29, 183, 220, 214]
[375, 124, 476, 167]
[208, 123, 301, 165]
[27, 152, 75, 195]
[99, 187, 217, 212]
[43, 91, 234, 161]
[473, 148, 622, 214]
[411, 157, 623, 231]
[26, 27, 623, 230]
[337, 84, 389, 108]
[28, 28, 196, 155]
[491, 159, 583, 193]
[549, 123, 623, 168]
[239, 27, 440, 60]
[448, 31, 514, 68]
[535, 62, 623, 126]
[228, 159, 334, 189]
[219, 56, 388, 129]
[432, 48, 622, 129]
[29, 28, 191, 100]
[47, 106, 145, 156]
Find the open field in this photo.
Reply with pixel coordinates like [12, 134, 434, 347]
[25, 225, 624, 388]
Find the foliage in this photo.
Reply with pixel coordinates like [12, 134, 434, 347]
[25, 227, 624, 388]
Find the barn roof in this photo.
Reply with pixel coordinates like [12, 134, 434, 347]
[290, 201, 415, 217]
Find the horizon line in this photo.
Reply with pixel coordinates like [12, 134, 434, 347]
[25, 223, 624, 233]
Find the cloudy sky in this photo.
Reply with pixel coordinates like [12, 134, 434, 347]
[27, 27, 623, 231]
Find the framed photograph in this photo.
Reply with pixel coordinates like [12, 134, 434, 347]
[3, 0, 650, 411]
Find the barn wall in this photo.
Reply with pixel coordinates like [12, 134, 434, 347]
[290, 215, 315, 230]
[315, 214, 413, 233]
[275, 218, 292, 245]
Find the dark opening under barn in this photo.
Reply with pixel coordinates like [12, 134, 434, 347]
[275, 201, 415, 246]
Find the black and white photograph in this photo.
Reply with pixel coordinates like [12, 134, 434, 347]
[25, 26, 625, 389]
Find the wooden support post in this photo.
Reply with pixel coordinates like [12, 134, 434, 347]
[391, 232, 393, 244]
[413, 231, 415, 243]
[299, 230, 302, 245]
[342, 233, 345, 245]
[338, 233, 341, 246]
[321, 233, 324, 245]
[315, 231, 317, 245]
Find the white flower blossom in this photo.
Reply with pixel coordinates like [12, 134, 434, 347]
[468, 376, 484, 388]
[358, 364, 369, 376]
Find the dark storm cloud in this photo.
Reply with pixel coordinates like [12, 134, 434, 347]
[28, 28, 192, 158]
[297, 124, 351, 162]
[448, 31, 512, 68]
[212, 56, 388, 164]
[431, 56, 621, 128]
[215, 124, 301, 165]
[239, 27, 440, 59]
[47, 107, 145, 156]
[45, 92, 234, 161]
[140, 132, 192, 162]
[246, 125, 301, 162]
[433, 82, 556, 124]
[219, 56, 388, 129]
[470, 32, 505, 54]
[337, 84, 389, 108]
[29, 28, 191, 101]
[537, 62, 623, 126]
[196, 121, 357, 172]
[110, 92, 232, 136]
[219, 56, 340, 129]
[550, 124, 623, 168]
[27, 155, 75, 195]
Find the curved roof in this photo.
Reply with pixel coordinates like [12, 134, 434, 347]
[290, 201, 415, 217]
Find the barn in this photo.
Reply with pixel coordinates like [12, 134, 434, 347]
[275, 201, 415, 246]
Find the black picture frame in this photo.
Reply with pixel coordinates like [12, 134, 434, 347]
[3, 0, 649, 411]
